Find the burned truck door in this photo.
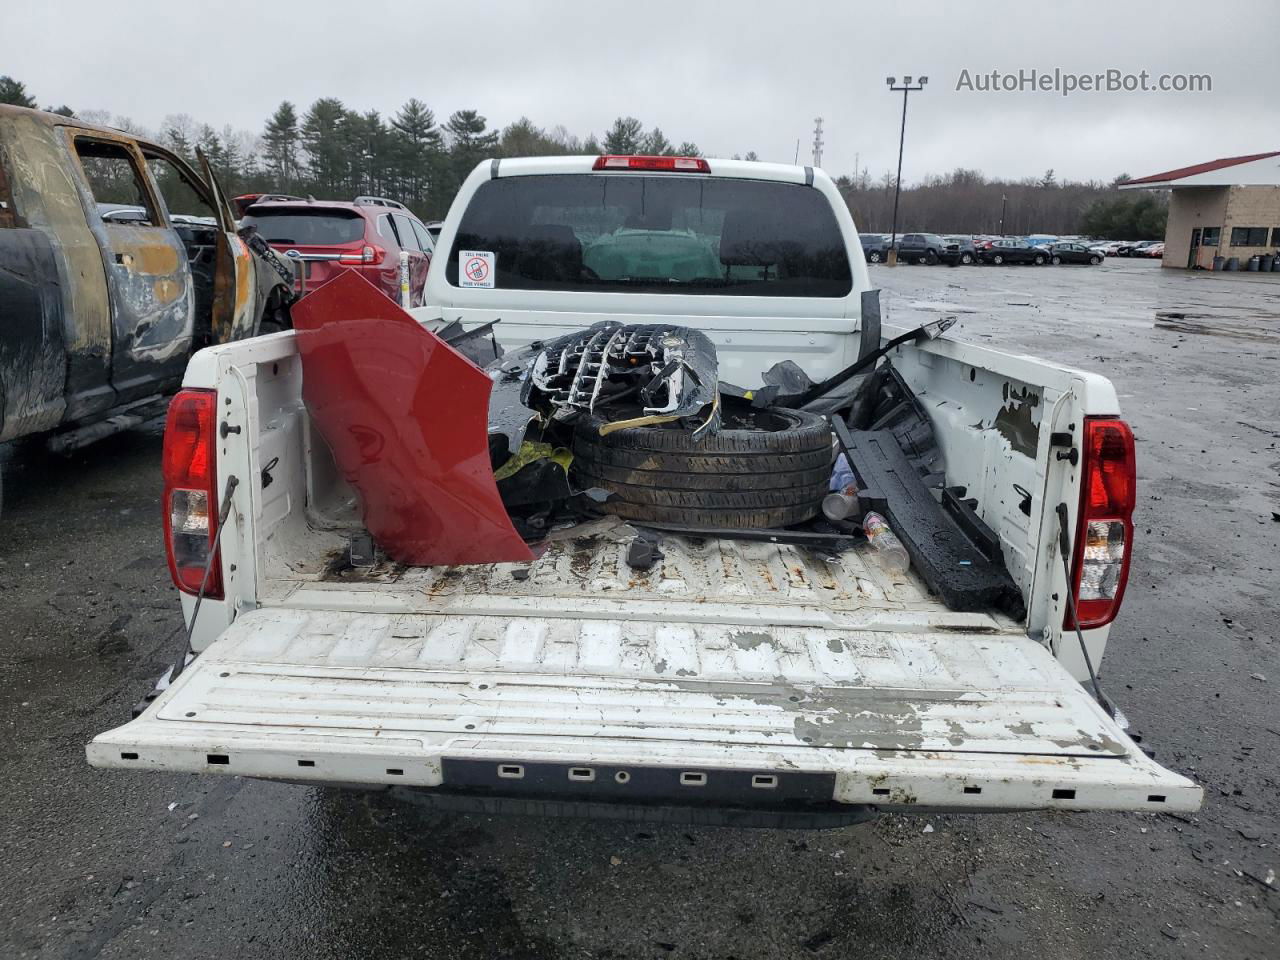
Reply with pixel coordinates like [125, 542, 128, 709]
[196, 149, 257, 343]
[142, 147, 232, 349]
[68, 135, 192, 402]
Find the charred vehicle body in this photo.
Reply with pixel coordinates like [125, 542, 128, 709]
[0, 105, 294, 510]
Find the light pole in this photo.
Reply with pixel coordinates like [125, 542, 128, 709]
[885, 74, 926, 266]
[999, 193, 1008, 236]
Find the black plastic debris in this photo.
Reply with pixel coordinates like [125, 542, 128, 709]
[832, 419, 1025, 618]
[848, 361, 945, 487]
[625, 530, 664, 570]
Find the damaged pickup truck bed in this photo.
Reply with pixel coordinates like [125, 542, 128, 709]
[88, 155, 1201, 826]
[0, 105, 293, 512]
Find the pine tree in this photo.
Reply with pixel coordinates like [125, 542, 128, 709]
[391, 99, 443, 209]
[675, 141, 701, 157]
[263, 101, 301, 193]
[0, 76, 37, 108]
[161, 114, 196, 161]
[603, 117, 645, 154]
[196, 124, 226, 174]
[301, 98, 348, 196]
[219, 125, 243, 193]
[445, 110, 499, 196]
[643, 127, 673, 156]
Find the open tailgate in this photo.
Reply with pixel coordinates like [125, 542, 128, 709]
[89, 608, 1201, 815]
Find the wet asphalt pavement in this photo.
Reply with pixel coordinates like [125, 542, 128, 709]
[1, 258, 1277, 959]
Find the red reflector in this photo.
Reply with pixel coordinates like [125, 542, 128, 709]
[593, 155, 711, 173]
[1068, 417, 1135, 629]
[162, 389, 222, 598]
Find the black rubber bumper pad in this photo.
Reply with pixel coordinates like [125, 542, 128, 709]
[833, 421, 1026, 618]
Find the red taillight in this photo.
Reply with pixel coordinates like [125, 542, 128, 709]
[340, 244, 383, 265]
[1068, 417, 1135, 629]
[592, 155, 711, 173]
[162, 389, 222, 598]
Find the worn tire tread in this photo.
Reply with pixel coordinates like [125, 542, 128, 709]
[571, 408, 831, 529]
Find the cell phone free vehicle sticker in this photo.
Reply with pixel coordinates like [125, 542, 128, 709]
[459, 250, 495, 288]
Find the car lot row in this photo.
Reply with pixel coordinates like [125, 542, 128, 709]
[860, 232, 1165, 266]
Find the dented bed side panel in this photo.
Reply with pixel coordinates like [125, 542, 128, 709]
[886, 334, 1119, 680]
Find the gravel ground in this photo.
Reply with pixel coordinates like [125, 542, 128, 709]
[1, 257, 1276, 959]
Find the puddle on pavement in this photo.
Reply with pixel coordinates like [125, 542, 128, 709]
[1153, 310, 1280, 344]
[903, 299, 976, 314]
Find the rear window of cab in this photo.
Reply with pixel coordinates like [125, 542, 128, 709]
[445, 174, 852, 297]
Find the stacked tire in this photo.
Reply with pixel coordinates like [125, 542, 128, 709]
[571, 407, 832, 529]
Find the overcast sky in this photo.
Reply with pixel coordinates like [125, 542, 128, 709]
[8, 1, 1276, 184]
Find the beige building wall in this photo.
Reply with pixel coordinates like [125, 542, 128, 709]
[1221, 185, 1280, 265]
[1164, 187, 1227, 268]
[1163, 185, 1280, 269]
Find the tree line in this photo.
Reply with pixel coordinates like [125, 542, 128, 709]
[839, 167, 1167, 240]
[2, 74, 1164, 237]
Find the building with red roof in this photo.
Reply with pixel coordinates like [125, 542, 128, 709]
[1121, 152, 1280, 269]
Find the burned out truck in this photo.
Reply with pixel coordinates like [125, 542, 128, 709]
[88, 154, 1202, 827]
[0, 105, 293, 510]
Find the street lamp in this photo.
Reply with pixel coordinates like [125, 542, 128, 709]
[885, 74, 927, 266]
[999, 193, 1008, 237]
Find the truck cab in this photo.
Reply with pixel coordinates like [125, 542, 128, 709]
[87, 155, 1201, 826]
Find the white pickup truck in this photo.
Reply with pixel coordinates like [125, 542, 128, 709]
[88, 155, 1201, 826]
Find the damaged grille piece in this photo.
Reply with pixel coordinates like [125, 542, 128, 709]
[520, 322, 720, 439]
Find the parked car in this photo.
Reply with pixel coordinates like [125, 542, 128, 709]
[940, 235, 979, 266]
[1143, 243, 1165, 259]
[90, 153, 1202, 826]
[232, 193, 303, 218]
[978, 238, 1049, 265]
[1115, 240, 1159, 258]
[1048, 241, 1104, 265]
[100, 204, 217, 227]
[859, 232, 890, 263]
[424, 219, 444, 243]
[240, 196, 434, 305]
[0, 104, 295, 512]
[893, 232, 946, 265]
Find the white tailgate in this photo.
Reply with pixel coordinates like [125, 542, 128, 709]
[88, 608, 1201, 813]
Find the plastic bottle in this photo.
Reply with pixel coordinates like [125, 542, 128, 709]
[862, 512, 910, 576]
[824, 453, 863, 521]
[822, 491, 862, 523]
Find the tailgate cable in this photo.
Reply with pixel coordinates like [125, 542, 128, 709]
[170, 475, 239, 682]
[1055, 503, 1117, 720]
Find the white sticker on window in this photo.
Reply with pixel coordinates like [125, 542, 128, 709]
[458, 250, 495, 288]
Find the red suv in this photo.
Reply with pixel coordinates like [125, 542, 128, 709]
[240, 196, 433, 306]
